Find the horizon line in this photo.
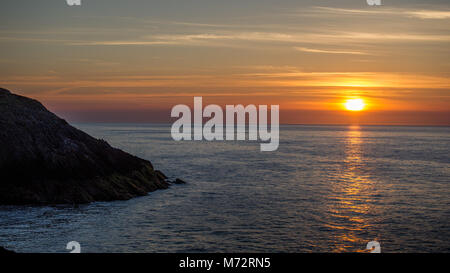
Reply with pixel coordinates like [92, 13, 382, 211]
[71, 122, 450, 127]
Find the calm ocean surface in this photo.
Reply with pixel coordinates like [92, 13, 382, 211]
[0, 124, 449, 253]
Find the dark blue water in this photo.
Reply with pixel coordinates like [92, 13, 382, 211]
[0, 125, 449, 253]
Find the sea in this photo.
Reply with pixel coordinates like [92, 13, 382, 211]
[0, 124, 449, 253]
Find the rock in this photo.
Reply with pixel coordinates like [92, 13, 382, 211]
[155, 170, 168, 180]
[0, 88, 11, 95]
[0, 246, 15, 254]
[174, 178, 187, 184]
[0, 88, 171, 205]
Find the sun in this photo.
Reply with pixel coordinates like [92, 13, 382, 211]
[345, 99, 365, 111]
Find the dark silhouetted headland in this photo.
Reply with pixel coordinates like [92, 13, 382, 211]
[0, 88, 171, 205]
[0, 246, 15, 254]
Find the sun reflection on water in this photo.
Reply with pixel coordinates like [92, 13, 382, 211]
[326, 126, 380, 252]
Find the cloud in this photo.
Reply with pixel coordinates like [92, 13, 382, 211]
[406, 10, 450, 19]
[312, 6, 450, 20]
[68, 32, 296, 46]
[294, 47, 370, 55]
[64, 29, 450, 48]
[4, 72, 449, 91]
[312, 6, 384, 15]
[69, 40, 178, 46]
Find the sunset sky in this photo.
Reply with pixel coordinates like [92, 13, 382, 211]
[1, 0, 449, 125]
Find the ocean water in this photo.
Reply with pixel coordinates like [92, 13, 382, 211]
[0, 124, 449, 253]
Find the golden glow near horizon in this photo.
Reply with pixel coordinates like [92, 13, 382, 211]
[344, 99, 366, 111]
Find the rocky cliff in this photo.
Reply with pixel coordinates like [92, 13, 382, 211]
[0, 88, 169, 205]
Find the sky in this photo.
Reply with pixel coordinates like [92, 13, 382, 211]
[1, 0, 449, 125]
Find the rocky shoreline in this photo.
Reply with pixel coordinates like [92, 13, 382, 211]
[0, 246, 15, 254]
[0, 88, 183, 205]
